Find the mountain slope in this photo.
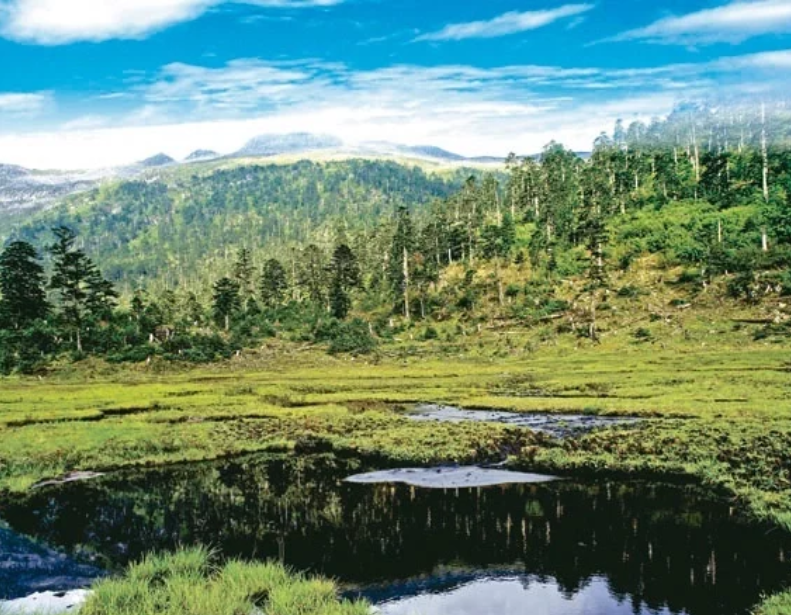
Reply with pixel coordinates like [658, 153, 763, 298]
[5, 159, 489, 288]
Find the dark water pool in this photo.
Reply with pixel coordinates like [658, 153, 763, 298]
[1, 454, 789, 614]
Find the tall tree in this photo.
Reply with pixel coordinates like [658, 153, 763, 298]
[298, 244, 328, 306]
[233, 248, 256, 303]
[212, 277, 241, 331]
[0, 241, 49, 330]
[389, 205, 414, 320]
[49, 226, 113, 352]
[260, 259, 288, 308]
[329, 244, 360, 320]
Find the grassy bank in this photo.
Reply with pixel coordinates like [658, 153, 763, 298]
[1, 330, 791, 612]
[79, 548, 367, 615]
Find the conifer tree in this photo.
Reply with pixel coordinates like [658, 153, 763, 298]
[328, 244, 360, 320]
[260, 259, 288, 308]
[212, 277, 241, 331]
[0, 241, 49, 330]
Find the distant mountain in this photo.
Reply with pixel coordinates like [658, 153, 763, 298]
[233, 133, 343, 158]
[0, 134, 508, 221]
[0, 163, 106, 217]
[139, 153, 176, 168]
[397, 145, 467, 162]
[185, 150, 220, 162]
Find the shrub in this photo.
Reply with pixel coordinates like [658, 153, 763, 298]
[321, 319, 377, 355]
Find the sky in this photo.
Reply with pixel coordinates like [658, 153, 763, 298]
[0, 0, 790, 169]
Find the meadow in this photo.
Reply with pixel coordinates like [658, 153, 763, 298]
[1, 322, 791, 614]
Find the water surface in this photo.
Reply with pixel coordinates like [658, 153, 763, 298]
[0, 454, 788, 615]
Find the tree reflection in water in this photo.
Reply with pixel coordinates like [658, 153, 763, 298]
[1, 454, 789, 615]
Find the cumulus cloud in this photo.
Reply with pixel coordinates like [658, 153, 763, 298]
[0, 0, 344, 44]
[414, 4, 594, 42]
[607, 0, 791, 45]
[1, 49, 789, 169]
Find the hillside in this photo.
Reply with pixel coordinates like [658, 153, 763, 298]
[2, 159, 491, 289]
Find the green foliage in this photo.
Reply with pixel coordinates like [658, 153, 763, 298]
[0, 241, 48, 330]
[314, 318, 377, 355]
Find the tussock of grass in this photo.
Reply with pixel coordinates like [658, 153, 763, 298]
[81, 548, 369, 615]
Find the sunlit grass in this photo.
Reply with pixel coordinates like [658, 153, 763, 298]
[79, 547, 369, 615]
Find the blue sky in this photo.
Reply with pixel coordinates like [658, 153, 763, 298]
[0, 0, 790, 168]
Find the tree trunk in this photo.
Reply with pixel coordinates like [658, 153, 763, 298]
[402, 246, 410, 321]
[761, 102, 770, 203]
[496, 258, 504, 307]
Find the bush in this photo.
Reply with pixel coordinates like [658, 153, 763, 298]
[422, 326, 439, 341]
[328, 319, 377, 355]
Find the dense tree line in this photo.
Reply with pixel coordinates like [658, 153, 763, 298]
[2, 103, 791, 372]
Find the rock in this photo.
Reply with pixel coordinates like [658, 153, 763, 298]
[0, 590, 90, 614]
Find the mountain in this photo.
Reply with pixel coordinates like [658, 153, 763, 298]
[139, 153, 176, 167]
[398, 145, 467, 162]
[185, 150, 220, 162]
[6, 159, 491, 288]
[0, 134, 507, 220]
[0, 164, 106, 216]
[233, 133, 343, 158]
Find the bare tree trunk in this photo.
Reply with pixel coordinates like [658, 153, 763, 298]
[718, 219, 723, 244]
[762, 228, 769, 253]
[496, 258, 504, 307]
[402, 246, 410, 321]
[76, 328, 82, 353]
[761, 101, 770, 203]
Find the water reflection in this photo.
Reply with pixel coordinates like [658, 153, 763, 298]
[0, 454, 788, 615]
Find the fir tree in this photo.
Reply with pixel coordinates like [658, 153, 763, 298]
[260, 259, 288, 308]
[0, 241, 49, 330]
[212, 277, 241, 331]
[328, 244, 360, 320]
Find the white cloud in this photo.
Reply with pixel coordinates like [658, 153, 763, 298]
[414, 4, 594, 42]
[1, 49, 789, 169]
[0, 92, 50, 115]
[0, 0, 343, 44]
[608, 0, 791, 45]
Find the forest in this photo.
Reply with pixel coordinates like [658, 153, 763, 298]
[1, 102, 791, 373]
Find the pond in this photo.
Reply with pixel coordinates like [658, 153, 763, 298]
[408, 404, 641, 438]
[1, 453, 789, 615]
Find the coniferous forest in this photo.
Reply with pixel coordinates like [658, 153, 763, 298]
[2, 104, 791, 373]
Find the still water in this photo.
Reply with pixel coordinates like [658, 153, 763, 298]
[1, 454, 789, 614]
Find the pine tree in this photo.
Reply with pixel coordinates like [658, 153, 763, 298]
[233, 248, 255, 303]
[212, 277, 241, 331]
[260, 259, 288, 308]
[0, 241, 49, 330]
[328, 244, 360, 320]
[298, 244, 328, 306]
[49, 226, 111, 352]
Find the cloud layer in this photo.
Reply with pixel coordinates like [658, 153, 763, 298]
[609, 0, 791, 45]
[415, 4, 594, 42]
[0, 0, 342, 44]
[2, 47, 789, 169]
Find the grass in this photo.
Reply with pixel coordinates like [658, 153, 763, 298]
[80, 547, 368, 615]
[2, 312, 791, 612]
